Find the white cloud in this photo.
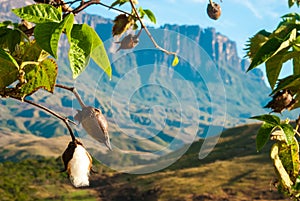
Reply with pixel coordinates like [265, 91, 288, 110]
[233, 0, 262, 19]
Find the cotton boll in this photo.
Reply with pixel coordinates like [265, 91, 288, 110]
[69, 144, 92, 187]
[62, 140, 92, 188]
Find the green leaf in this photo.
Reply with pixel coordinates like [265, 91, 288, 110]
[272, 74, 300, 95]
[110, 0, 129, 7]
[90, 31, 112, 79]
[245, 30, 270, 60]
[21, 41, 43, 62]
[69, 24, 111, 79]
[172, 55, 179, 67]
[62, 14, 74, 43]
[289, 0, 295, 8]
[143, 9, 156, 24]
[271, 28, 296, 56]
[250, 114, 280, 125]
[0, 48, 19, 88]
[138, 7, 146, 18]
[256, 122, 275, 151]
[280, 123, 295, 146]
[69, 24, 93, 78]
[0, 27, 21, 53]
[12, 4, 62, 23]
[0, 21, 13, 28]
[34, 14, 74, 59]
[19, 58, 58, 97]
[293, 45, 300, 75]
[0, 48, 19, 69]
[247, 37, 283, 71]
[265, 52, 285, 89]
[265, 45, 299, 89]
[278, 138, 300, 180]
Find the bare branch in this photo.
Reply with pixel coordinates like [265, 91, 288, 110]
[55, 84, 86, 109]
[10, 96, 76, 142]
[70, 0, 132, 16]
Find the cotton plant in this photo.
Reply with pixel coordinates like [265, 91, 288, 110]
[55, 84, 112, 187]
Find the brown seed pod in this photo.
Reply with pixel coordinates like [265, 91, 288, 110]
[116, 34, 139, 52]
[207, 2, 221, 20]
[264, 89, 297, 113]
[74, 106, 112, 150]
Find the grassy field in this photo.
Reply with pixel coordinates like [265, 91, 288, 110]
[0, 123, 290, 201]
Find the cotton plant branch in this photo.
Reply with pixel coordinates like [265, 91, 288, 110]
[128, 0, 177, 56]
[10, 96, 77, 142]
[55, 84, 86, 108]
[55, 84, 112, 150]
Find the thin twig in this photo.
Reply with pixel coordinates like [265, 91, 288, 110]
[98, 2, 133, 16]
[71, 0, 99, 14]
[70, 0, 132, 16]
[55, 84, 86, 109]
[11, 96, 76, 142]
[128, 0, 177, 56]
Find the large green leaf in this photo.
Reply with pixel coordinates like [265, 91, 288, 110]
[250, 114, 281, 125]
[0, 48, 19, 89]
[69, 24, 111, 79]
[247, 37, 282, 71]
[12, 4, 62, 24]
[265, 45, 300, 89]
[256, 122, 275, 151]
[34, 14, 74, 59]
[19, 58, 58, 97]
[90, 29, 112, 79]
[69, 24, 93, 78]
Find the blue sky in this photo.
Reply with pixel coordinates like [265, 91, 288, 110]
[86, 0, 299, 80]
[86, 0, 298, 56]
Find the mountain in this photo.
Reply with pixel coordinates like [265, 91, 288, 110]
[0, 123, 288, 200]
[0, 1, 272, 165]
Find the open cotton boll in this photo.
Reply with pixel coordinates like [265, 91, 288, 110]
[68, 143, 92, 187]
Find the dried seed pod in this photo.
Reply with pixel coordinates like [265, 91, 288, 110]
[207, 2, 221, 20]
[116, 34, 139, 52]
[75, 106, 112, 150]
[112, 14, 134, 36]
[264, 90, 297, 113]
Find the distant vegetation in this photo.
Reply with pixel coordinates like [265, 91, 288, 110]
[0, 124, 288, 201]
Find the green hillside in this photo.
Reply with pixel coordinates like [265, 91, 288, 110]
[0, 123, 289, 201]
